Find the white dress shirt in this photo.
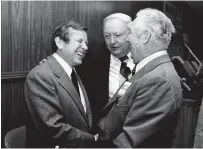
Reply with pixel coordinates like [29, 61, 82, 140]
[53, 53, 86, 113]
[135, 50, 168, 73]
[109, 53, 135, 99]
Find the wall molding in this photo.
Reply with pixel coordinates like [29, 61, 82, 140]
[1, 71, 29, 84]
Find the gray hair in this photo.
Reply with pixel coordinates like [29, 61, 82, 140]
[103, 13, 132, 26]
[133, 8, 175, 47]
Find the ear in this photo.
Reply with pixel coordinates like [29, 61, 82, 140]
[55, 37, 64, 50]
[127, 28, 132, 34]
[142, 30, 151, 44]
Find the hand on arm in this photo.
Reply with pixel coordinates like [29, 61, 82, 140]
[39, 56, 50, 65]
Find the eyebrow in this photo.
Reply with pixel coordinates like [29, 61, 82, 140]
[104, 27, 128, 35]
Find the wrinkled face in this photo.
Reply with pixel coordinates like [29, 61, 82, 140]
[62, 29, 88, 67]
[127, 20, 145, 64]
[103, 18, 130, 58]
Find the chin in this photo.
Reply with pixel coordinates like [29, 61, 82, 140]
[75, 59, 83, 66]
[112, 51, 124, 58]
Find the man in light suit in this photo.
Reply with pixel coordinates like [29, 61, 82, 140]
[97, 8, 183, 148]
[24, 21, 97, 148]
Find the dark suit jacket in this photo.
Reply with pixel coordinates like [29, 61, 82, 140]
[80, 46, 111, 132]
[24, 55, 94, 148]
[97, 54, 183, 148]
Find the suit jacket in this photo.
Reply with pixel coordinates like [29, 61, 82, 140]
[24, 55, 94, 148]
[80, 46, 111, 133]
[97, 54, 183, 148]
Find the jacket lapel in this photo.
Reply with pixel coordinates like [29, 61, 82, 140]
[76, 71, 92, 128]
[101, 78, 127, 113]
[47, 56, 89, 125]
[101, 63, 136, 113]
[129, 54, 171, 82]
[102, 54, 172, 113]
[106, 50, 111, 101]
[100, 52, 116, 113]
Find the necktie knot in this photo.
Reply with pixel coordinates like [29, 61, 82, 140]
[119, 55, 129, 62]
[119, 56, 131, 78]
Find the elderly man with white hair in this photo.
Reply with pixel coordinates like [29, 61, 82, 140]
[97, 8, 182, 148]
[102, 13, 135, 100]
[90, 13, 136, 134]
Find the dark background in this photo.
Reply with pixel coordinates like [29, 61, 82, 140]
[1, 1, 203, 147]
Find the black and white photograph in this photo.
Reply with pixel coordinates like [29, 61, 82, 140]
[1, 0, 203, 148]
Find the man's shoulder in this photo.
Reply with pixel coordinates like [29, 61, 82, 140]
[27, 59, 53, 79]
[149, 61, 177, 77]
[138, 63, 177, 84]
[143, 62, 182, 93]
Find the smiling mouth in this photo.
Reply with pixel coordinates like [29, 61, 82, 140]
[111, 47, 118, 50]
[77, 52, 86, 58]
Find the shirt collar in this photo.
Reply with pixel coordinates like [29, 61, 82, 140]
[127, 52, 132, 58]
[53, 53, 73, 78]
[111, 53, 130, 64]
[135, 50, 168, 73]
[111, 54, 120, 65]
[110, 53, 134, 71]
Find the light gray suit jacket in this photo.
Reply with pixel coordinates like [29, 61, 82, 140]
[98, 54, 183, 148]
[24, 55, 94, 148]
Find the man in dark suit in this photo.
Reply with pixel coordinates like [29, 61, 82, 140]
[97, 8, 183, 148]
[86, 13, 135, 131]
[24, 21, 97, 148]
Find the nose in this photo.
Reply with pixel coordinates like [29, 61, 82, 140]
[82, 43, 88, 50]
[110, 35, 116, 45]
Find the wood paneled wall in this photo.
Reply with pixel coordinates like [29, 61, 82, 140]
[1, 1, 140, 147]
[1, 1, 141, 72]
[1, 1, 200, 148]
[173, 99, 200, 147]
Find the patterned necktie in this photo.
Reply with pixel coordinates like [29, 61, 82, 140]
[119, 56, 131, 78]
[71, 69, 80, 96]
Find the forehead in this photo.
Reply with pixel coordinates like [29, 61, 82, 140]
[130, 17, 142, 33]
[69, 29, 87, 40]
[103, 18, 127, 33]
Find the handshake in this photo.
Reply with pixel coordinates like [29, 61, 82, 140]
[94, 134, 100, 141]
[93, 133, 116, 148]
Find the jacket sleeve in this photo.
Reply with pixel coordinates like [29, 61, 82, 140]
[113, 76, 177, 147]
[24, 71, 94, 145]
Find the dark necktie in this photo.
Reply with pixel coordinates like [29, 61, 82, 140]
[119, 56, 131, 78]
[71, 69, 80, 96]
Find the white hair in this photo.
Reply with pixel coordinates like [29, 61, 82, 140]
[133, 8, 175, 47]
[103, 13, 132, 26]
